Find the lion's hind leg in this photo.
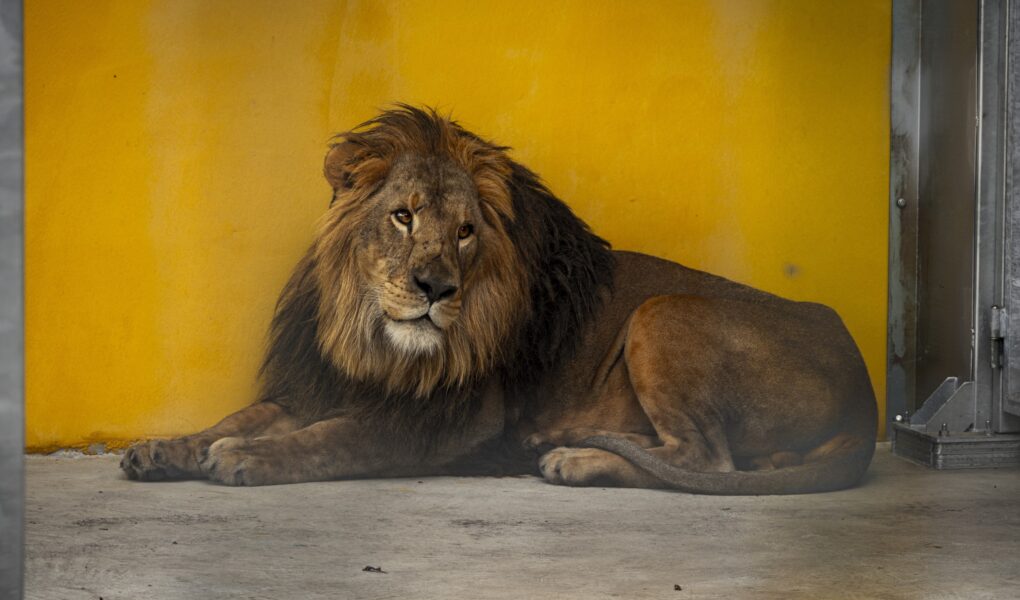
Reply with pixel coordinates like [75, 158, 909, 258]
[532, 430, 664, 487]
[121, 401, 300, 481]
[539, 440, 682, 488]
[538, 439, 736, 488]
[613, 296, 738, 475]
[539, 296, 748, 488]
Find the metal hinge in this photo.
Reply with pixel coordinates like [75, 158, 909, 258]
[991, 306, 1008, 369]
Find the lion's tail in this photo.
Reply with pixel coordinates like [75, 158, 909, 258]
[579, 434, 875, 495]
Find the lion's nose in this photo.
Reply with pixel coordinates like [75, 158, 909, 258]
[414, 276, 458, 303]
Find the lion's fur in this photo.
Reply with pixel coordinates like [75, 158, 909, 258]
[258, 106, 614, 437]
[121, 105, 876, 493]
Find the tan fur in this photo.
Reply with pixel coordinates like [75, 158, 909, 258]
[122, 107, 877, 494]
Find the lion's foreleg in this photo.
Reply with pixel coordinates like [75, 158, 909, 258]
[120, 401, 300, 481]
[199, 386, 510, 487]
[198, 417, 431, 486]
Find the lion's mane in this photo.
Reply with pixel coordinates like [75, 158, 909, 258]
[257, 106, 615, 439]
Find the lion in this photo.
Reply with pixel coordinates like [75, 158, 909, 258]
[121, 105, 877, 494]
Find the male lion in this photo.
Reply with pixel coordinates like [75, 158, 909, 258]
[121, 106, 877, 494]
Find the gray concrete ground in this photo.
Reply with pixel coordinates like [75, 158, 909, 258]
[24, 443, 1020, 600]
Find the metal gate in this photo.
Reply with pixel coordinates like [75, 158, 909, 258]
[889, 0, 1020, 468]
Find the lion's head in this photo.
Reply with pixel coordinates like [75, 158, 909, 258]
[260, 106, 614, 412]
[312, 107, 531, 396]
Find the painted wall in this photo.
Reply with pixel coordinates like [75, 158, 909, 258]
[25, 0, 891, 450]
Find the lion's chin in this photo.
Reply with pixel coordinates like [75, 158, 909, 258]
[383, 317, 444, 356]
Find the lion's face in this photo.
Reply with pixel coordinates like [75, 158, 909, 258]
[356, 155, 485, 355]
[311, 111, 530, 396]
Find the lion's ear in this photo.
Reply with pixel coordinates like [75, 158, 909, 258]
[324, 141, 359, 192]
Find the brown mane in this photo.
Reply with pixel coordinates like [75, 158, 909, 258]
[257, 106, 615, 437]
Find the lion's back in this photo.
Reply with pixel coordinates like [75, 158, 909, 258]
[532, 250, 858, 404]
[610, 251, 779, 305]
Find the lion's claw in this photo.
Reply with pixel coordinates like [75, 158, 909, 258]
[120, 442, 169, 481]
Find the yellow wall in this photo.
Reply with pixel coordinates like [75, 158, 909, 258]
[25, 0, 891, 451]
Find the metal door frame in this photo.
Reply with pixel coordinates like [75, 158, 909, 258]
[889, 0, 1020, 467]
[1000, 0, 1020, 421]
[887, 0, 922, 436]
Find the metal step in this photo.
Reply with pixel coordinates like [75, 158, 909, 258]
[892, 423, 1020, 469]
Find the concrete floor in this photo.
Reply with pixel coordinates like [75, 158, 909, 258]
[24, 443, 1020, 600]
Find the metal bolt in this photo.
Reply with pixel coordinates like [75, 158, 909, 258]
[896, 197, 907, 208]
[894, 414, 904, 423]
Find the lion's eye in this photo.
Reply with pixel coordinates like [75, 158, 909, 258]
[393, 209, 413, 226]
[457, 224, 474, 240]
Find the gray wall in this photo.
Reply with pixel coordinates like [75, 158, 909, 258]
[0, 0, 22, 597]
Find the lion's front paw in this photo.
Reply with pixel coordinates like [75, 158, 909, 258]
[199, 437, 267, 486]
[538, 447, 619, 487]
[121, 438, 200, 481]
